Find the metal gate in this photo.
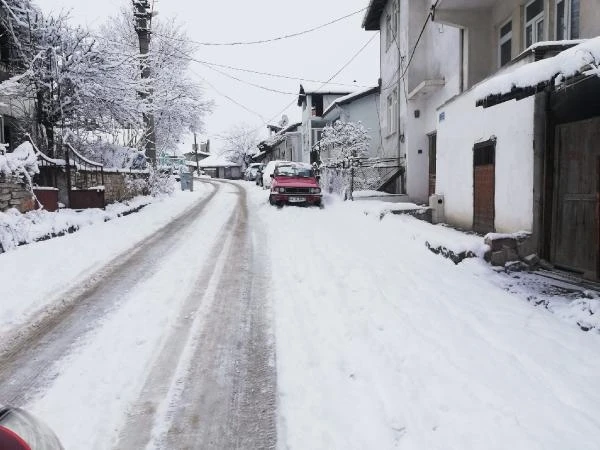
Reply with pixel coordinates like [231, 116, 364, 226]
[551, 117, 600, 278]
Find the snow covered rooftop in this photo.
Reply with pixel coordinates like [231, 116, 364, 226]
[197, 153, 240, 168]
[297, 84, 354, 106]
[475, 37, 600, 107]
[322, 86, 380, 117]
[259, 122, 301, 148]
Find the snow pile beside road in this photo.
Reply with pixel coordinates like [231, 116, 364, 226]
[337, 197, 489, 258]
[0, 183, 213, 334]
[0, 196, 150, 253]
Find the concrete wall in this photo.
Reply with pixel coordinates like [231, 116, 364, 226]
[436, 89, 535, 232]
[0, 177, 35, 213]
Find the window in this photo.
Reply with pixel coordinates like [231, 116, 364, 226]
[525, 0, 544, 48]
[386, 89, 398, 135]
[556, 0, 580, 40]
[385, 1, 398, 52]
[499, 20, 512, 67]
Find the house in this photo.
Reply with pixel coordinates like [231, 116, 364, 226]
[296, 84, 353, 164]
[364, 0, 600, 278]
[363, 0, 463, 201]
[253, 122, 302, 164]
[432, 0, 600, 278]
[198, 153, 242, 179]
[319, 86, 383, 160]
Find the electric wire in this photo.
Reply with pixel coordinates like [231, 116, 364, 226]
[152, 7, 367, 46]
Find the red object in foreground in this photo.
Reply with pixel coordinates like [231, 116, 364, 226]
[269, 162, 322, 207]
[0, 407, 63, 450]
[0, 425, 32, 450]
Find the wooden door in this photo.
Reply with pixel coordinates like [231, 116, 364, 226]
[473, 141, 496, 234]
[552, 117, 600, 278]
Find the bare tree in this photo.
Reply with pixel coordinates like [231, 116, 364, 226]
[220, 124, 259, 169]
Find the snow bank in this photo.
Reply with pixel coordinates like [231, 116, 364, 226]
[0, 196, 151, 253]
[475, 37, 600, 99]
[244, 182, 600, 450]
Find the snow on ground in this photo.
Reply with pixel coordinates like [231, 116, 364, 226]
[244, 182, 600, 450]
[0, 195, 151, 252]
[28, 183, 239, 449]
[0, 182, 212, 336]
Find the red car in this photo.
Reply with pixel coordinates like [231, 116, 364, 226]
[269, 162, 322, 207]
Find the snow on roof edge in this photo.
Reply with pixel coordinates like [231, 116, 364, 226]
[474, 37, 600, 102]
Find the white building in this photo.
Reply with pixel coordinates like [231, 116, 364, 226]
[363, 0, 463, 202]
[364, 0, 600, 279]
[296, 84, 353, 164]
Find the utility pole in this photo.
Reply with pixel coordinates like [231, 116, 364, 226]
[193, 132, 199, 175]
[133, 0, 156, 166]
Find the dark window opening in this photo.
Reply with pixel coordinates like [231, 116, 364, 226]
[500, 21, 512, 37]
[313, 94, 324, 117]
[474, 140, 496, 166]
[500, 41, 511, 66]
[526, 0, 544, 22]
[570, 0, 580, 39]
[0, 27, 10, 65]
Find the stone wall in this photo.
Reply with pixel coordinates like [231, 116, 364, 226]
[102, 171, 149, 204]
[0, 176, 36, 213]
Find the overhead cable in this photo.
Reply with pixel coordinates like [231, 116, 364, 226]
[152, 7, 368, 46]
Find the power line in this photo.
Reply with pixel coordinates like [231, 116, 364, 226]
[152, 7, 367, 46]
[209, 32, 380, 142]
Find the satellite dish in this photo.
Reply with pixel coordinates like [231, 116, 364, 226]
[279, 114, 289, 127]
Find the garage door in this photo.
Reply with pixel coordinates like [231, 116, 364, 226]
[552, 117, 600, 278]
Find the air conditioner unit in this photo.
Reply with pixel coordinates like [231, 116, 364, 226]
[429, 194, 445, 224]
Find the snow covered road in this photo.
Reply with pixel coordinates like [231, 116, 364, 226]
[0, 180, 276, 449]
[1, 180, 600, 449]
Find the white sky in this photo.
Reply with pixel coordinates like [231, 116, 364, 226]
[34, 0, 381, 154]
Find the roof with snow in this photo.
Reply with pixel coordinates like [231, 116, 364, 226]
[322, 85, 380, 117]
[198, 153, 241, 168]
[362, 0, 386, 30]
[258, 122, 302, 149]
[297, 84, 354, 107]
[475, 38, 600, 108]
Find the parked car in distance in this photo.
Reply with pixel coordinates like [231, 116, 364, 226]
[262, 160, 288, 189]
[244, 163, 264, 181]
[269, 162, 322, 207]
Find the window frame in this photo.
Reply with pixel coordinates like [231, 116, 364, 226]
[498, 18, 513, 67]
[524, 0, 545, 49]
[555, 0, 579, 40]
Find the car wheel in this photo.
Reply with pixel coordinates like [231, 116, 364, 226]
[269, 195, 275, 205]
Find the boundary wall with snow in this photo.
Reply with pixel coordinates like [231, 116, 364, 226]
[436, 88, 535, 233]
[0, 176, 35, 213]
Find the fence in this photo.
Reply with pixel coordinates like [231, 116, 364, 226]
[319, 157, 404, 199]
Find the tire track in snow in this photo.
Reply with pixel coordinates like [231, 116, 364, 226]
[0, 182, 220, 407]
[126, 181, 277, 450]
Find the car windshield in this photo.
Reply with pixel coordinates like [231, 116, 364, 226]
[274, 165, 313, 177]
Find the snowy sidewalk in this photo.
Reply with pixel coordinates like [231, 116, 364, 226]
[244, 184, 600, 450]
